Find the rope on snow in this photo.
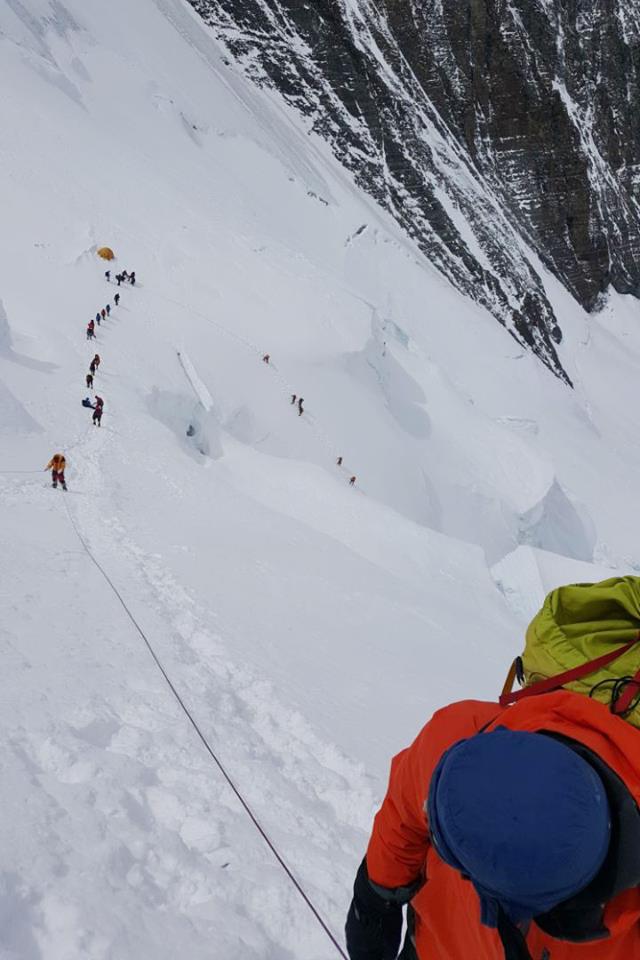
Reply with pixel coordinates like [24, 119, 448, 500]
[61, 496, 349, 960]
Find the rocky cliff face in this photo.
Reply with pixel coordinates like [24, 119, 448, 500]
[189, 0, 640, 383]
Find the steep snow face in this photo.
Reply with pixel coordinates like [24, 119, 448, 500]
[2, 1, 640, 958]
[191, 0, 640, 382]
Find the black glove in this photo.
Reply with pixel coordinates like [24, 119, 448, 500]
[345, 859, 403, 960]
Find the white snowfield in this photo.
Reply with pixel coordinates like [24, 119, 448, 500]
[0, 1, 637, 957]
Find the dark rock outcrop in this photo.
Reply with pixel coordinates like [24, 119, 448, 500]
[189, 0, 640, 383]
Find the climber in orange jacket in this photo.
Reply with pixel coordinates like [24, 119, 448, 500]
[45, 453, 67, 490]
[346, 690, 640, 960]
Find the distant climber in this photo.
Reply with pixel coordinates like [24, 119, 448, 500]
[82, 397, 95, 409]
[122, 270, 129, 281]
[92, 396, 104, 427]
[114, 293, 120, 306]
[93, 354, 101, 369]
[105, 270, 111, 282]
[337, 456, 343, 466]
[262, 354, 270, 364]
[101, 308, 106, 322]
[87, 321, 95, 340]
[116, 274, 122, 286]
[95, 312, 101, 325]
[298, 397, 304, 416]
[129, 271, 136, 285]
[45, 453, 66, 490]
[291, 394, 297, 404]
[186, 424, 195, 437]
[105, 304, 111, 317]
[86, 372, 94, 389]
[349, 476, 356, 486]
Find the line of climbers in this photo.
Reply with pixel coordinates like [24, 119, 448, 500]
[262, 353, 356, 488]
[105, 268, 136, 287]
[51, 272, 357, 491]
[87, 304, 111, 340]
[47, 270, 130, 491]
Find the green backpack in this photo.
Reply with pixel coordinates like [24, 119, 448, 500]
[500, 576, 640, 727]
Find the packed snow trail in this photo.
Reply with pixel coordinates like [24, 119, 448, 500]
[46, 246, 386, 953]
[62, 492, 349, 959]
[10, 264, 372, 955]
[61, 271, 350, 957]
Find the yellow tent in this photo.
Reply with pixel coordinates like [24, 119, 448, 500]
[97, 247, 115, 261]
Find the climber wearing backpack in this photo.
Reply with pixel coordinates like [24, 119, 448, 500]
[92, 396, 104, 426]
[45, 453, 66, 490]
[346, 577, 640, 960]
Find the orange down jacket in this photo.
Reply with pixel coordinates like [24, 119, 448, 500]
[46, 454, 66, 472]
[366, 691, 640, 960]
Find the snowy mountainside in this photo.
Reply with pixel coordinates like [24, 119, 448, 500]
[192, 0, 640, 382]
[1, 1, 640, 957]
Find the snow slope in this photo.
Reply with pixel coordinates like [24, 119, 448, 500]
[0, 1, 638, 957]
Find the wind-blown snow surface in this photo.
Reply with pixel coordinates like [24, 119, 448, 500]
[1, 1, 639, 957]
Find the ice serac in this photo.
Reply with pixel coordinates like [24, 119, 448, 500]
[188, 0, 640, 384]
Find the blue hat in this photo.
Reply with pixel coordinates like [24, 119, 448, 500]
[427, 727, 611, 927]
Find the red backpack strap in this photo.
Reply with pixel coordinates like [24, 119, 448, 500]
[613, 664, 640, 715]
[499, 636, 640, 707]
[500, 658, 521, 700]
